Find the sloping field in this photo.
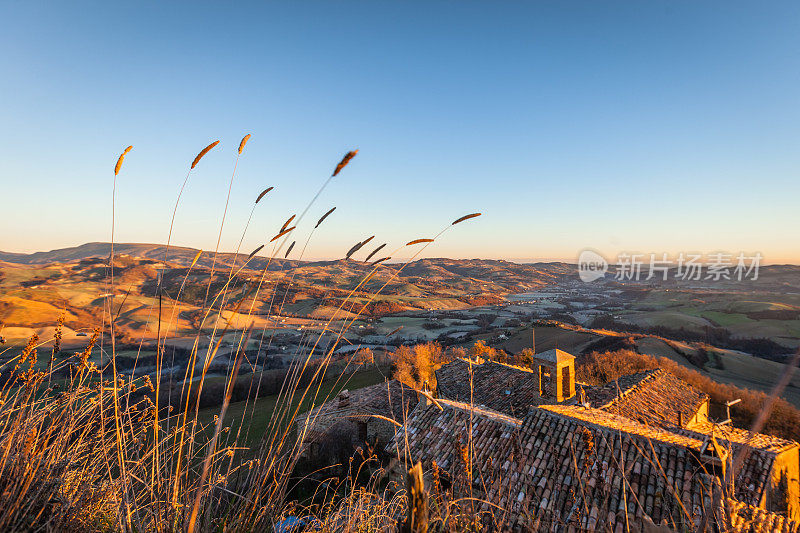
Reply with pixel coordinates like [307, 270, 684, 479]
[634, 337, 693, 366]
[0, 296, 79, 325]
[500, 325, 598, 354]
[618, 310, 713, 331]
[706, 349, 800, 406]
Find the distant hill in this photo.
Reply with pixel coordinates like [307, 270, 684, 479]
[0, 243, 574, 343]
[0, 242, 575, 283]
[0, 242, 301, 270]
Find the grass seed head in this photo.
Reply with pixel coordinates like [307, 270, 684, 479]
[190, 250, 203, 269]
[191, 140, 220, 169]
[247, 245, 265, 260]
[270, 226, 296, 242]
[345, 240, 366, 260]
[452, 212, 481, 225]
[255, 187, 274, 204]
[280, 215, 296, 233]
[364, 243, 386, 263]
[315, 206, 336, 228]
[114, 145, 133, 176]
[285, 241, 296, 258]
[332, 149, 358, 177]
[238, 133, 251, 155]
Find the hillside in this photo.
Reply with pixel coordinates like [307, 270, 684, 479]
[0, 243, 572, 344]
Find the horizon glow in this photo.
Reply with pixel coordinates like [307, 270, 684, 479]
[1, 2, 799, 264]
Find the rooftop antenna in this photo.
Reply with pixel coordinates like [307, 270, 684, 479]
[722, 398, 740, 426]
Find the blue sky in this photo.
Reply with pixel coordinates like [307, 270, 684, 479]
[1, 2, 798, 263]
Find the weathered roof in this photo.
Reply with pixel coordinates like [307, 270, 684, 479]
[388, 399, 785, 531]
[583, 369, 709, 429]
[434, 358, 551, 417]
[296, 380, 418, 439]
[678, 420, 798, 455]
[532, 348, 575, 365]
[718, 497, 800, 533]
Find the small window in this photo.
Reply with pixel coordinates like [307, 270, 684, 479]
[540, 367, 552, 397]
[562, 366, 571, 397]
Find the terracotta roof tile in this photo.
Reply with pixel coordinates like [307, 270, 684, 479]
[583, 369, 708, 429]
[388, 399, 788, 530]
[434, 358, 555, 417]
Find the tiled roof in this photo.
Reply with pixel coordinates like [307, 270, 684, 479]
[540, 404, 778, 510]
[389, 400, 785, 531]
[434, 359, 552, 417]
[296, 380, 418, 437]
[678, 421, 798, 455]
[533, 348, 575, 364]
[583, 369, 709, 429]
[719, 498, 799, 533]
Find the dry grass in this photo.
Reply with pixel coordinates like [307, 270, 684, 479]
[191, 140, 219, 169]
[255, 187, 273, 204]
[238, 134, 251, 155]
[364, 243, 386, 263]
[406, 238, 433, 246]
[451, 212, 481, 225]
[114, 146, 132, 176]
[0, 140, 497, 531]
[315, 206, 336, 228]
[332, 150, 358, 177]
[5, 138, 791, 532]
[285, 241, 296, 258]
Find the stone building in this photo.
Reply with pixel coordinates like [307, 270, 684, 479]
[388, 349, 798, 530]
[388, 397, 800, 530]
[295, 379, 417, 458]
[434, 350, 709, 428]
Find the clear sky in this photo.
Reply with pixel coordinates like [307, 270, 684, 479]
[1, 2, 798, 264]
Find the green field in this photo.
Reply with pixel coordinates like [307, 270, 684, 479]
[197, 366, 391, 447]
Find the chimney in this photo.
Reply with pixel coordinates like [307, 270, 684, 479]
[337, 390, 350, 408]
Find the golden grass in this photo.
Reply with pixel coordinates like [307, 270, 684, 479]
[364, 243, 386, 263]
[332, 149, 358, 177]
[280, 214, 296, 233]
[191, 140, 220, 169]
[238, 134, 251, 155]
[452, 212, 481, 225]
[284, 240, 296, 258]
[255, 186, 273, 204]
[114, 146, 132, 176]
[270, 226, 296, 242]
[247, 245, 265, 260]
[315, 206, 336, 228]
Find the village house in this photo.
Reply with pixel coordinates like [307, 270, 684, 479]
[388, 397, 799, 531]
[434, 350, 709, 429]
[295, 348, 799, 529]
[388, 348, 799, 530]
[295, 379, 417, 458]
